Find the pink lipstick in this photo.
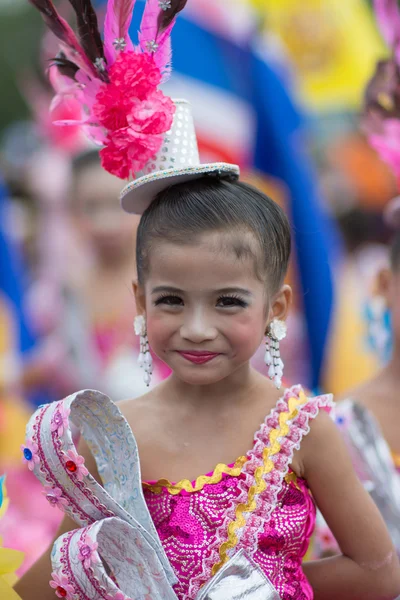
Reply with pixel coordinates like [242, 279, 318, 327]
[178, 351, 220, 365]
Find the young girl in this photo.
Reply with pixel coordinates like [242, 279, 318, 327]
[53, 150, 170, 400]
[15, 0, 400, 598]
[14, 169, 400, 599]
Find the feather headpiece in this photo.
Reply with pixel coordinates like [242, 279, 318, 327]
[363, 0, 400, 178]
[28, 0, 187, 179]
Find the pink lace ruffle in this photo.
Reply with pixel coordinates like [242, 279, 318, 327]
[188, 385, 334, 599]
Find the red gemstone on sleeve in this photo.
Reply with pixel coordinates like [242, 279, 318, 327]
[66, 460, 77, 473]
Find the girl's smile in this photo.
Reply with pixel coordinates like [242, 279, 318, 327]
[177, 350, 221, 364]
[138, 232, 272, 386]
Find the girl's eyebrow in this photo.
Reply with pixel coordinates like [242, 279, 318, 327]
[151, 285, 184, 295]
[151, 286, 253, 296]
[217, 287, 253, 297]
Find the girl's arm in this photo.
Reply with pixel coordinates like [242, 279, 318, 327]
[14, 438, 100, 600]
[301, 409, 400, 600]
[13, 513, 77, 600]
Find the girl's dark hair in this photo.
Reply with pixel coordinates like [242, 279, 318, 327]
[136, 176, 291, 290]
[390, 231, 400, 271]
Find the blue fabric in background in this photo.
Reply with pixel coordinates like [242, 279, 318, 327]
[96, 1, 342, 389]
[0, 176, 35, 354]
[0, 177, 51, 407]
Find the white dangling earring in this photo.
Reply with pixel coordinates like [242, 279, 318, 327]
[134, 315, 153, 387]
[265, 319, 287, 389]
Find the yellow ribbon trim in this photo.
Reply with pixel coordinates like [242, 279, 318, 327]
[211, 391, 309, 576]
[284, 470, 300, 491]
[142, 456, 248, 495]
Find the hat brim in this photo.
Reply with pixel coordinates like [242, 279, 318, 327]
[120, 162, 240, 214]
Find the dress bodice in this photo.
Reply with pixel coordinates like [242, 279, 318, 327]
[143, 385, 333, 600]
[144, 471, 314, 600]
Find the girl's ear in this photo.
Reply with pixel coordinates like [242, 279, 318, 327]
[132, 280, 146, 315]
[268, 284, 292, 324]
[375, 267, 392, 308]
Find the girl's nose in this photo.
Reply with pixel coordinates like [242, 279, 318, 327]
[180, 310, 218, 344]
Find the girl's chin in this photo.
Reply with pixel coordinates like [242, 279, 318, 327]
[175, 373, 229, 386]
[169, 364, 245, 387]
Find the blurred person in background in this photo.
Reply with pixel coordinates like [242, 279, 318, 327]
[313, 0, 400, 560]
[49, 149, 170, 400]
[335, 197, 400, 545]
[0, 171, 62, 576]
[313, 197, 400, 560]
[1, 120, 168, 405]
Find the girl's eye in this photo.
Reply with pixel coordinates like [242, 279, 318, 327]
[216, 295, 248, 308]
[154, 295, 184, 307]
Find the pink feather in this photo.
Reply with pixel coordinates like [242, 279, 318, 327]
[138, 0, 160, 52]
[139, 0, 185, 80]
[374, 0, 400, 47]
[75, 70, 104, 110]
[103, 0, 136, 65]
[28, 0, 97, 77]
[154, 21, 174, 81]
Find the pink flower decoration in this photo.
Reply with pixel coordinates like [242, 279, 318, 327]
[93, 85, 132, 131]
[77, 534, 99, 569]
[106, 592, 127, 600]
[100, 129, 162, 179]
[92, 51, 175, 179]
[21, 439, 40, 471]
[49, 570, 75, 598]
[43, 486, 69, 510]
[109, 52, 162, 98]
[51, 404, 71, 437]
[127, 91, 174, 135]
[63, 449, 89, 482]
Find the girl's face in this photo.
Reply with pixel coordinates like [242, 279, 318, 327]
[74, 164, 139, 262]
[137, 231, 291, 386]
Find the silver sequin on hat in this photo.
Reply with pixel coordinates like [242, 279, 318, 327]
[120, 99, 240, 215]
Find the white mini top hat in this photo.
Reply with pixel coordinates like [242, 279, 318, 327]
[120, 99, 240, 215]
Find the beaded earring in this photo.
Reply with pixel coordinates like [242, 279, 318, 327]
[265, 319, 287, 389]
[134, 315, 153, 386]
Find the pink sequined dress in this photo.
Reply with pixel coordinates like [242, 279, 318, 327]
[143, 385, 333, 600]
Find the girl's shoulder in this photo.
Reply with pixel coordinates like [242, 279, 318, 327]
[274, 385, 334, 478]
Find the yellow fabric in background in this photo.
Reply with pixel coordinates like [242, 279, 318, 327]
[251, 0, 385, 111]
[0, 298, 30, 464]
[0, 479, 23, 599]
[323, 262, 379, 396]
